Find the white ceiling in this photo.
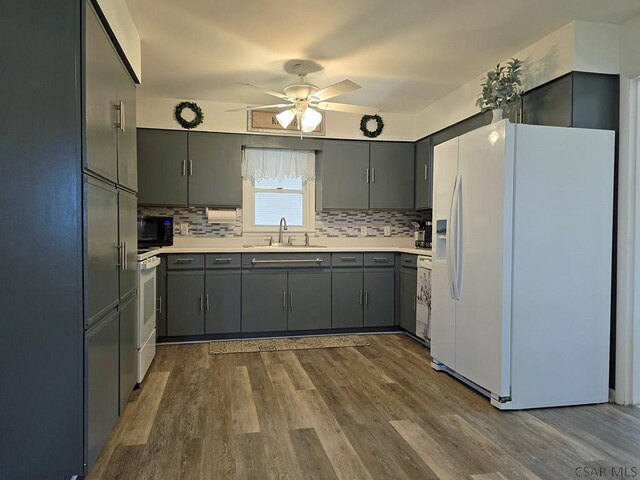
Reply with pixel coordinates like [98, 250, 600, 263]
[126, 0, 640, 113]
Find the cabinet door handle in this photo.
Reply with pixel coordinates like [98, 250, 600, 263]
[115, 101, 125, 132]
[199, 294, 204, 312]
[424, 163, 428, 181]
[341, 256, 357, 261]
[157, 296, 162, 314]
[373, 257, 389, 263]
[214, 258, 232, 263]
[123, 241, 128, 270]
[282, 291, 287, 310]
[181, 160, 187, 177]
[371, 168, 376, 183]
[365, 168, 370, 184]
[188, 160, 193, 176]
[206, 294, 210, 311]
[359, 289, 363, 306]
[117, 242, 124, 269]
[289, 292, 293, 311]
[365, 290, 369, 306]
[175, 258, 194, 263]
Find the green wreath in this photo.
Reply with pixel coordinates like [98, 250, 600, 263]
[360, 114, 384, 138]
[174, 101, 204, 129]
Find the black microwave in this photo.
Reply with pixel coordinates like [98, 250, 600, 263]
[137, 216, 173, 249]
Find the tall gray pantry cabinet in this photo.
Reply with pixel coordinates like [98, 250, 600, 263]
[1, 2, 138, 478]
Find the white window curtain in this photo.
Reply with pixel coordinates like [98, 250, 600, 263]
[241, 148, 316, 183]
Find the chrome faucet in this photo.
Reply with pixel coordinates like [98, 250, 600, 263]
[278, 217, 288, 244]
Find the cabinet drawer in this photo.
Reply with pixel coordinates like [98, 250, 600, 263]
[242, 253, 331, 269]
[364, 253, 395, 267]
[205, 253, 241, 269]
[331, 253, 364, 267]
[166, 254, 205, 270]
[400, 254, 417, 269]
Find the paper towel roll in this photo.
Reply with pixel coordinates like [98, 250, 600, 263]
[206, 208, 237, 224]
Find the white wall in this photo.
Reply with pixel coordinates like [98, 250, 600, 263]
[573, 21, 620, 74]
[413, 22, 576, 140]
[137, 96, 415, 141]
[96, 0, 142, 81]
[616, 13, 640, 405]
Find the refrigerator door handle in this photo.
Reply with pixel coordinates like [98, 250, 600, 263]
[447, 175, 459, 299]
[454, 176, 463, 299]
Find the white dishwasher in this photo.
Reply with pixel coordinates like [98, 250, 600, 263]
[416, 255, 432, 345]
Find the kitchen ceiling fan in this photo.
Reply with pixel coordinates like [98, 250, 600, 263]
[230, 62, 378, 133]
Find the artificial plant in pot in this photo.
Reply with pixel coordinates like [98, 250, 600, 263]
[476, 58, 523, 122]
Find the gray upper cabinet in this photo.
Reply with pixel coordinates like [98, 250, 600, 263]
[205, 270, 241, 334]
[118, 190, 138, 299]
[188, 132, 242, 206]
[242, 271, 288, 332]
[116, 66, 137, 192]
[319, 140, 370, 210]
[138, 129, 243, 207]
[364, 269, 395, 327]
[137, 129, 188, 205]
[167, 271, 205, 336]
[369, 142, 415, 209]
[288, 270, 332, 330]
[85, 4, 136, 191]
[414, 138, 432, 210]
[87, 177, 119, 325]
[119, 292, 137, 413]
[85, 5, 118, 183]
[523, 74, 572, 127]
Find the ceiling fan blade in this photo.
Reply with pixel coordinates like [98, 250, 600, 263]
[226, 103, 291, 112]
[311, 79, 361, 101]
[314, 101, 378, 114]
[240, 83, 290, 100]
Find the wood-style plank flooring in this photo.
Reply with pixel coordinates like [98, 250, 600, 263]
[89, 334, 640, 480]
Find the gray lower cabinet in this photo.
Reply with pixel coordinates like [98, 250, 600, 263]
[242, 270, 288, 332]
[332, 270, 364, 328]
[167, 271, 205, 336]
[364, 269, 395, 327]
[137, 129, 188, 205]
[319, 140, 370, 210]
[119, 292, 137, 413]
[288, 270, 332, 330]
[86, 309, 119, 471]
[118, 190, 138, 299]
[205, 270, 242, 334]
[156, 258, 167, 337]
[369, 142, 415, 209]
[400, 267, 417, 333]
[414, 137, 432, 210]
[87, 177, 119, 325]
[189, 132, 242, 206]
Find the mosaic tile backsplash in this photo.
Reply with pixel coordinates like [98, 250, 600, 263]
[138, 207, 425, 238]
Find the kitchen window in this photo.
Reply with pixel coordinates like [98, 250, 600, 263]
[242, 148, 316, 233]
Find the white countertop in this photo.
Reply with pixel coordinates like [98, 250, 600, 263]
[138, 244, 431, 261]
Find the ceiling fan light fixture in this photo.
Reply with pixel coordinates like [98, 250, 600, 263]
[301, 107, 322, 133]
[275, 109, 296, 129]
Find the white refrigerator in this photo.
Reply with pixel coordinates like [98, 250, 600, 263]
[431, 120, 614, 410]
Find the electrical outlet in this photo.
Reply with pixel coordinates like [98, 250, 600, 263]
[384, 226, 391, 236]
[180, 223, 189, 235]
[360, 226, 368, 236]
